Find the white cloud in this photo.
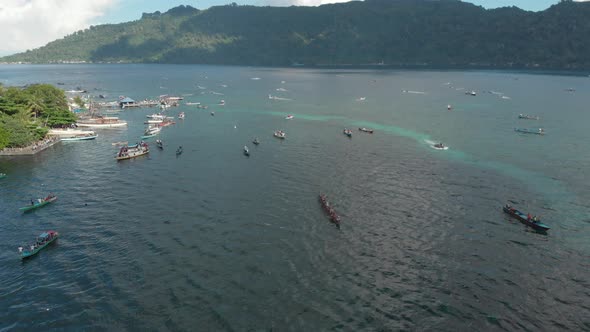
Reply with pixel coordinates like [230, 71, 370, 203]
[0, 0, 116, 55]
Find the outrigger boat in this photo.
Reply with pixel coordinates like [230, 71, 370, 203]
[358, 127, 374, 134]
[503, 205, 550, 232]
[515, 128, 545, 135]
[343, 128, 353, 137]
[319, 194, 341, 228]
[115, 142, 149, 161]
[20, 194, 57, 212]
[273, 130, 286, 139]
[244, 146, 250, 156]
[518, 114, 540, 120]
[18, 231, 59, 259]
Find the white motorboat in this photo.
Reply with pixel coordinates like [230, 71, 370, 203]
[49, 128, 96, 137]
[146, 114, 166, 119]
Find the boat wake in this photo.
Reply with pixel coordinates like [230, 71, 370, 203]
[268, 94, 292, 101]
[402, 90, 426, 95]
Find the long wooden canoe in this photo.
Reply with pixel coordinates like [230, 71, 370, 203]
[20, 196, 57, 212]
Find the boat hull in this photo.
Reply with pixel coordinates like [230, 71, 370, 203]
[20, 231, 59, 259]
[77, 122, 127, 128]
[61, 135, 98, 141]
[503, 207, 550, 231]
[514, 128, 544, 135]
[116, 150, 149, 160]
[19, 196, 57, 212]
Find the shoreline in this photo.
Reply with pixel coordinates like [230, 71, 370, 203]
[0, 136, 60, 156]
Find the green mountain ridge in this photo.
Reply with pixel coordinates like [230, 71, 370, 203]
[3, 0, 590, 69]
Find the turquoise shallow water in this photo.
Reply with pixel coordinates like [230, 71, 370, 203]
[0, 65, 589, 330]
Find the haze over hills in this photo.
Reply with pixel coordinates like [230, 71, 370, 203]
[2, 0, 590, 69]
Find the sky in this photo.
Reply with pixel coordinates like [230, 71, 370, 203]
[0, 0, 585, 56]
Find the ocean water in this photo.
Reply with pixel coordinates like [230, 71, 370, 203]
[0, 65, 589, 331]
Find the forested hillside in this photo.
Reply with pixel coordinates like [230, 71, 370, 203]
[3, 0, 590, 69]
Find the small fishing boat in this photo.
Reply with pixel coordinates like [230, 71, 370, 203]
[356, 97, 366, 102]
[0, 173, 6, 179]
[61, 134, 98, 141]
[285, 115, 294, 120]
[343, 129, 352, 137]
[219, 100, 225, 106]
[156, 139, 163, 149]
[518, 114, 540, 120]
[111, 141, 128, 146]
[18, 231, 59, 259]
[178, 112, 185, 119]
[115, 142, 149, 161]
[515, 128, 545, 135]
[273, 130, 286, 139]
[176, 146, 183, 156]
[252, 138, 260, 145]
[503, 205, 550, 232]
[358, 127, 374, 134]
[447, 104, 452, 110]
[210, 111, 215, 116]
[319, 194, 341, 228]
[20, 194, 57, 212]
[244, 146, 250, 156]
[432, 142, 449, 150]
[466, 91, 477, 96]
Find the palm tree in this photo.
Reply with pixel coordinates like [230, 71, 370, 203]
[26, 97, 44, 119]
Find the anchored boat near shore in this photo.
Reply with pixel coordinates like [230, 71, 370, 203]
[77, 116, 127, 128]
[61, 133, 98, 141]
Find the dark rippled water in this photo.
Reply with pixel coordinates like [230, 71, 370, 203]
[1, 65, 589, 331]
